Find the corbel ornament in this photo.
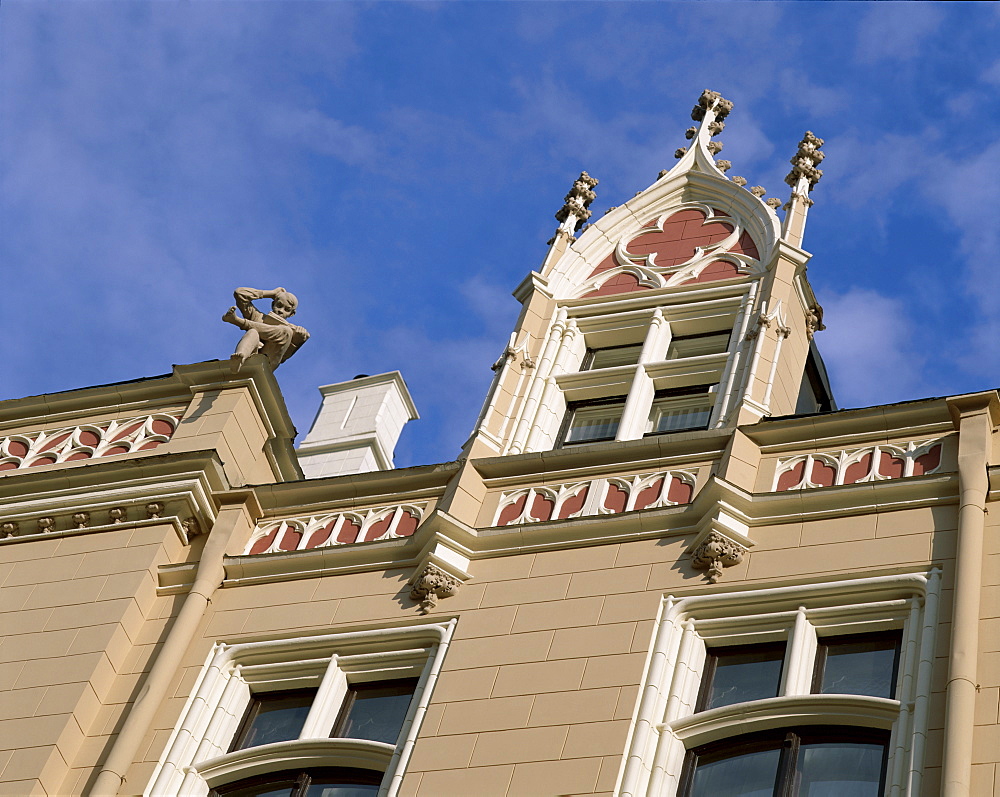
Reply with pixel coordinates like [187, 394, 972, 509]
[409, 564, 462, 613]
[407, 536, 472, 614]
[687, 506, 753, 584]
[805, 303, 826, 340]
[691, 531, 746, 583]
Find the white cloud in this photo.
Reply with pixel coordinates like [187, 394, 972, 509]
[855, 2, 943, 64]
[818, 288, 927, 408]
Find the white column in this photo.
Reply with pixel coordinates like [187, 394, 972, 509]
[616, 312, 668, 441]
[507, 309, 568, 454]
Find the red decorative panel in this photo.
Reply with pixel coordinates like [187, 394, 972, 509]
[305, 522, 335, 549]
[530, 494, 555, 522]
[810, 460, 836, 487]
[604, 483, 628, 513]
[732, 230, 759, 259]
[843, 453, 873, 485]
[497, 494, 527, 527]
[667, 477, 694, 504]
[39, 433, 71, 452]
[111, 422, 143, 442]
[28, 456, 56, 467]
[776, 460, 806, 491]
[101, 446, 130, 457]
[634, 478, 665, 511]
[583, 273, 646, 299]
[878, 452, 905, 479]
[151, 419, 175, 436]
[682, 260, 741, 285]
[395, 510, 420, 537]
[912, 445, 941, 476]
[7, 441, 28, 458]
[249, 526, 279, 555]
[364, 514, 394, 542]
[0, 461, 19, 472]
[278, 527, 302, 551]
[78, 431, 100, 447]
[557, 487, 589, 519]
[336, 518, 362, 544]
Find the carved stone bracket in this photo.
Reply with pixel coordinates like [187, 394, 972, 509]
[409, 564, 462, 614]
[691, 531, 747, 583]
[805, 303, 826, 340]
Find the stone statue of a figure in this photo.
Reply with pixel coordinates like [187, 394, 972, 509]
[222, 287, 310, 371]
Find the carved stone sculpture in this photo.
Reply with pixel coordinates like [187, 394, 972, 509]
[108, 507, 127, 524]
[731, 176, 748, 187]
[72, 512, 90, 530]
[146, 502, 164, 520]
[691, 531, 746, 583]
[707, 141, 723, 155]
[691, 89, 734, 122]
[750, 186, 767, 198]
[409, 564, 461, 613]
[554, 172, 599, 232]
[765, 197, 783, 209]
[1, 521, 18, 538]
[223, 287, 310, 372]
[674, 148, 687, 159]
[785, 131, 826, 190]
[715, 160, 732, 173]
[806, 303, 827, 340]
[37, 516, 56, 533]
[182, 517, 202, 538]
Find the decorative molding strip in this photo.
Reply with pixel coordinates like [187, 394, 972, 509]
[774, 438, 944, 492]
[244, 503, 428, 556]
[0, 501, 198, 544]
[0, 412, 182, 472]
[493, 469, 695, 527]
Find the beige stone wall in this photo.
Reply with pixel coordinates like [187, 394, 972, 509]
[0, 523, 183, 796]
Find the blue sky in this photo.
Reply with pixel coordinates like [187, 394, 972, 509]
[1, 2, 999, 468]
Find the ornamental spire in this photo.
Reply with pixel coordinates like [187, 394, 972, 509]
[781, 131, 826, 248]
[666, 90, 732, 180]
[547, 171, 599, 249]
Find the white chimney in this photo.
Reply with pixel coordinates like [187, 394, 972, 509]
[296, 371, 418, 479]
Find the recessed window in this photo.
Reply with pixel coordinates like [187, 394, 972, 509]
[230, 690, 317, 752]
[559, 398, 626, 446]
[696, 642, 785, 711]
[332, 678, 418, 745]
[211, 767, 381, 797]
[646, 386, 714, 435]
[582, 344, 645, 371]
[681, 728, 888, 797]
[667, 331, 731, 360]
[812, 631, 902, 699]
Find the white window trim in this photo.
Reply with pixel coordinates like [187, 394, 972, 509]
[616, 570, 940, 797]
[146, 620, 456, 797]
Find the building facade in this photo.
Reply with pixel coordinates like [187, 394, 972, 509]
[1, 90, 998, 796]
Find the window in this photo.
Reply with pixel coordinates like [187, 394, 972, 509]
[617, 572, 940, 797]
[332, 679, 419, 745]
[582, 343, 644, 371]
[696, 642, 784, 711]
[813, 632, 901, 700]
[679, 727, 889, 797]
[558, 397, 627, 446]
[646, 386, 714, 435]
[211, 767, 381, 797]
[231, 690, 316, 752]
[147, 622, 454, 797]
[667, 331, 731, 360]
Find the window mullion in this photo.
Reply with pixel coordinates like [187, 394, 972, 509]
[781, 607, 817, 697]
[299, 656, 348, 739]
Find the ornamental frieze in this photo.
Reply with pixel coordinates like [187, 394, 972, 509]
[0, 412, 182, 471]
[773, 438, 943, 492]
[493, 470, 696, 527]
[244, 503, 427, 555]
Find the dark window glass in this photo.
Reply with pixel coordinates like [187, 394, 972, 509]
[212, 768, 380, 797]
[797, 739, 886, 796]
[688, 744, 781, 797]
[697, 642, 785, 711]
[680, 728, 888, 797]
[582, 344, 644, 371]
[558, 398, 627, 446]
[230, 690, 316, 752]
[332, 678, 418, 745]
[813, 631, 901, 699]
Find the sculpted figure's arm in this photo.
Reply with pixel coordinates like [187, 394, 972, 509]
[233, 287, 286, 322]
